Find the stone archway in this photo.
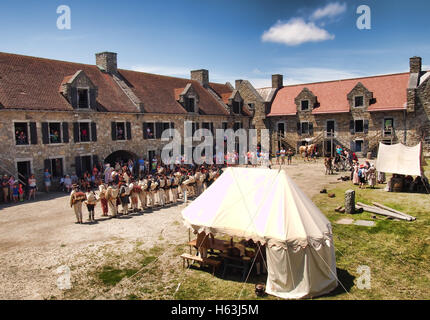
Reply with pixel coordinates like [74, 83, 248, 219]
[104, 150, 138, 167]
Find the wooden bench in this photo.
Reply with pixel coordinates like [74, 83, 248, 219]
[180, 253, 222, 275]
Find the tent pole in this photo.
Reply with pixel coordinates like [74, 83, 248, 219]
[189, 229, 191, 254]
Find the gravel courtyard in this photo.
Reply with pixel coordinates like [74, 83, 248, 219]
[0, 159, 342, 300]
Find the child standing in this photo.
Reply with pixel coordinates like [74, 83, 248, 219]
[18, 183, 24, 202]
[12, 182, 19, 203]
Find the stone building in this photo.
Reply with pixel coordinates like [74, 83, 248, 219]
[0, 51, 251, 188]
[1, 51, 429, 188]
[265, 56, 430, 157]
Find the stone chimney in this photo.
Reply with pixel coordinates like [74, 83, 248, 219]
[410, 56, 422, 74]
[96, 52, 117, 74]
[191, 69, 209, 87]
[272, 74, 283, 89]
[235, 79, 243, 89]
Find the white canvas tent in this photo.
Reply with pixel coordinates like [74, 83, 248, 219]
[181, 167, 338, 299]
[376, 142, 423, 176]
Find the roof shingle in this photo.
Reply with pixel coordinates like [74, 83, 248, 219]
[268, 72, 410, 116]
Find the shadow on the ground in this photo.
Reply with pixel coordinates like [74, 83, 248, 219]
[188, 263, 355, 299]
[0, 191, 69, 209]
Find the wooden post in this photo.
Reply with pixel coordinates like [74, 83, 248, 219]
[331, 130, 334, 157]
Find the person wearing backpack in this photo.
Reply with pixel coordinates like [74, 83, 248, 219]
[358, 164, 366, 189]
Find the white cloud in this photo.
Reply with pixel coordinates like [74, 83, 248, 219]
[262, 18, 335, 46]
[310, 2, 347, 21]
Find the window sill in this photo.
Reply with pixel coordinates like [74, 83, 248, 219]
[47, 143, 66, 146]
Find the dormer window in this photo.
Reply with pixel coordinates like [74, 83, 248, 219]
[354, 96, 364, 108]
[301, 100, 309, 111]
[78, 88, 90, 108]
[186, 97, 195, 112]
[232, 101, 242, 114]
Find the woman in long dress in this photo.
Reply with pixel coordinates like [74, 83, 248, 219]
[352, 163, 360, 185]
[367, 164, 377, 188]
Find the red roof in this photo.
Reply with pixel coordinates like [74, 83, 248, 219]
[118, 70, 229, 115]
[268, 72, 410, 116]
[0, 52, 137, 112]
[0, 52, 233, 115]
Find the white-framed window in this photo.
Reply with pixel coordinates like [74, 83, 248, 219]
[14, 121, 30, 146]
[115, 121, 126, 140]
[48, 122, 63, 144]
[185, 96, 197, 113]
[383, 117, 394, 136]
[144, 122, 155, 140]
[77, 87, 90, 109]
[78, 120, 91, 142]
[232, 100, 242, 114]
[354, 95, 364, 108]
[301, 121, 309, 134]
[301, 100, 310, 111]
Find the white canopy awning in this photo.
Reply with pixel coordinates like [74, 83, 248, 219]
[181, 167, 332, 250]
[376, 142, 423, 176]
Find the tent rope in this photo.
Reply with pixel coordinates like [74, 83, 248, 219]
[313, 243, 356, 299]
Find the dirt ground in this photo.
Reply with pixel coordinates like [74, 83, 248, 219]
[0, 159, 342, 300]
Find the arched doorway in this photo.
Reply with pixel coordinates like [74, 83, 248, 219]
[104, 150, 138, 167]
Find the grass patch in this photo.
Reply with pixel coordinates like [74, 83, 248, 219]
[312, 170, 430, 299]
[97, 266, 138, 286]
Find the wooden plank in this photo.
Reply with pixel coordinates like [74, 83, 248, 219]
[372, 202, 416, 221]
[180, 253, 203, 262]
[356, 202, 411, 221]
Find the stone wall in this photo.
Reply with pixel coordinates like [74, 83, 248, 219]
[269, 110, 407, 155]
[0, 110, 249, 188]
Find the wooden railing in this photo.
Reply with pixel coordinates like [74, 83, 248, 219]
[0, 162, 27, 186]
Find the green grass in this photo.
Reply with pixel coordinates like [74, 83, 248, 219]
[62, 161, 430, 300]
[97, 266, 138, 286]
[311, 174, 430, 299]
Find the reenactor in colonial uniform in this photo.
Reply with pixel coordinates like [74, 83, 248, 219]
[69, 184, 86, 224]
[165, 174, 172, 204]
[182, 171, 195, 203]
[148, 175, 159, 207]
[106, 182, 119, 217]
[158, 174, 166, 206]
[129, 180, 140, 213]
[98, 184, 109, 216]
[119, 182, 130, 215]
[195, 170, 203, 197]
[138, 177, 149, 211]
[171, 172, 181, 204]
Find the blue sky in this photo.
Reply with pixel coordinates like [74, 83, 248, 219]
[1, 0, 429, 87]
